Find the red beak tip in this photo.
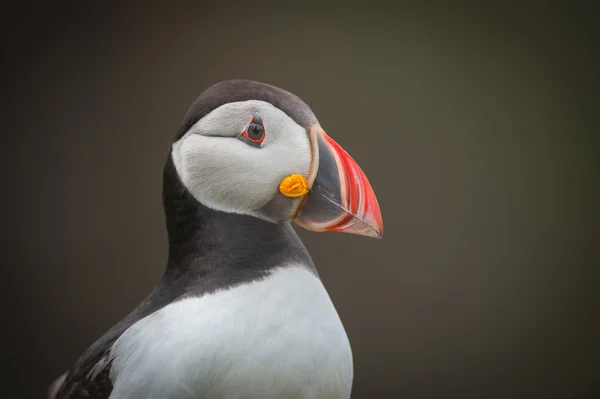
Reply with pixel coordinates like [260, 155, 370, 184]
[370, 224, 384, 239]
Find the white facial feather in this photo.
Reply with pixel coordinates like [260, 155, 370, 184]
[109, 266, 353, 399]
[172, 100, 312, 221]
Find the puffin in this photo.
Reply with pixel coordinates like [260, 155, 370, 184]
[48, 79, 383, 399]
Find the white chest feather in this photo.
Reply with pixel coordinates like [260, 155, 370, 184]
[109, 266, 353, 399]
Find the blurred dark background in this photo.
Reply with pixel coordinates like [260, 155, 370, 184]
[1, 1, 598, 398]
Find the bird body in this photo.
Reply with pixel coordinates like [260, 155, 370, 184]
[110, 266, 352, 399]
[50, 80, 382, 399]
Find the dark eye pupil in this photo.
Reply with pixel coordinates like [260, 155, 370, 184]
[247, 123, 263, 140]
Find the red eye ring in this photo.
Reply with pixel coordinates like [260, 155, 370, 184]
[239, 115, 266, 146]
[241, 124, 265, 144]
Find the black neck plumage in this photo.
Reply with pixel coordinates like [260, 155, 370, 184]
[161, 155, 315, 284]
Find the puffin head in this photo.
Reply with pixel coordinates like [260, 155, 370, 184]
[169, 80, 383, 238]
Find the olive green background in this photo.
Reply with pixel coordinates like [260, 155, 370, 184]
[2, 2, 597, 398]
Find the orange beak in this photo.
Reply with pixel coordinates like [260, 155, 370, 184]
[293, 125, 383, 238]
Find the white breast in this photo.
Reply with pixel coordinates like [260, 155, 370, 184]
[109, 266, 353, 399]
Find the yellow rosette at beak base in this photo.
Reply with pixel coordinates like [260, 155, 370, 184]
[279, 174, 309, 198]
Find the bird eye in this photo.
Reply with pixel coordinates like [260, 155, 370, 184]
[239, 114, 266, 146]
[246, 123, 264, 141]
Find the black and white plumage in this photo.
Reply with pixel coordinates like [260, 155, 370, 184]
[49, 80, 383, 399]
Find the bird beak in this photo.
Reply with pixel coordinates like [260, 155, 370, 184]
[293, 125, 383, 238]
